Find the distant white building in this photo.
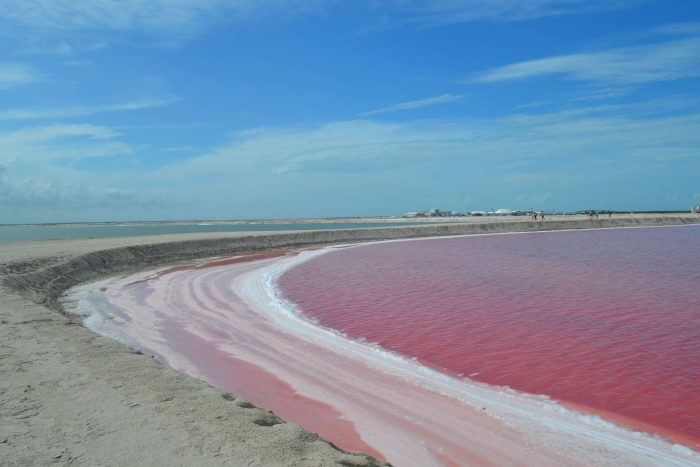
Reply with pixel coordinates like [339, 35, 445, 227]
[494, 208, 513, 216]
[692, 206, 700, 213]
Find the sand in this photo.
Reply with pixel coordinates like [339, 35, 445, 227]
[2, 214, 699, 466]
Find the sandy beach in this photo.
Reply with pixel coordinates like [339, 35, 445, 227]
[2, 214, 699, 466]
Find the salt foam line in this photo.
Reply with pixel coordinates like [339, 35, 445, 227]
[237, 243, 700, 466]
[160, 259, 544, 464]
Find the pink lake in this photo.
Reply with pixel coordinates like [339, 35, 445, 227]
[71, 225, 700, 465]
[278, 225, 700, 449]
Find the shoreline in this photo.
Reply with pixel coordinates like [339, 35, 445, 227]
[6, 215, 700, 314]
[2, 215, 699, 465]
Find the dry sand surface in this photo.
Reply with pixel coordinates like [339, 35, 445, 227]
[2, 214, 699, 466]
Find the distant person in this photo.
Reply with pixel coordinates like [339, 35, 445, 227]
[609, 211, 612, 218]
[540, 211, 545, 221]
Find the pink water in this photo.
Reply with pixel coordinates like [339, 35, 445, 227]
[80, 251, 577, 465]
[278, 226, 700, 448]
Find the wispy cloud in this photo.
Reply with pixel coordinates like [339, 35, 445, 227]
[396, 0, 640, 26]
[0, 171, 156, 209]
[136, 98, 700, 218]
[470, 36, 700, 84]
[0, 122, 147, 219]
[17, 40, 108, 56]
[3, 124, 120, 145]
[0, 63, 43, 89]
[159, 145, 196, 153]
[0, 0, 330, 39]
[653, 21, 700, 37]
[0, 97, 177, 121]
[0, 0, 640, 42]
[161, 96, 700, 180]
[570, 86, 637, 102]
[0, 124, 130, 167]
[359, 94, 464, 116]
[3, 96, 699, 221]
[0, 0, 341, 55]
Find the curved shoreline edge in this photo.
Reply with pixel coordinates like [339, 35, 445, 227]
[2, 215, 699, 466]
[6, 216, 700, 314]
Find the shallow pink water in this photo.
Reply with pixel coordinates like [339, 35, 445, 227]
[79, 253, 576, 466]
[278, 225, 700, 448]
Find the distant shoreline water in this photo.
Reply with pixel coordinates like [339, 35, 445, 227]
[0, 221, 438, 243]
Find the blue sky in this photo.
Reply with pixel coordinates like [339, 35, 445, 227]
[1, 0, 699, 223]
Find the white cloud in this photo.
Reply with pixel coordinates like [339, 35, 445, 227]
[159, 145, 196, 153]
[471, 37, 700, 84]
[18, 40, 108, 56]
[0, 170, 160, 209]
[2, 96, 698, 221]
[570, 86, 637, 102]
[0, 63, 42, 89]
[653, 21, 700, 37]
[0, 0, 339, 53]
[0, 0, 640, 42]
[0, 0, 331, 37]
[359, 94, 463, 116]
[0, 123, 155, 217]
[3, 124, 120, 145]
[160, 99, 700, 182]
[0, 97, 177, 121]
[125, 100, 699, 218]
[0, 123, 133, 171]
[396, 0, 640, 25]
